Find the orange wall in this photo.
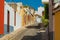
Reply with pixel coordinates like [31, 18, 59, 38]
[0, 0, 4, 34]
[54, 11, 60, 40]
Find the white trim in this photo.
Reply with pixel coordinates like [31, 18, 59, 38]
[54, 3, 60, 8]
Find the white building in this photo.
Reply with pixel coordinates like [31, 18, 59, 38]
[35, 7, 44, 23]
[38, 7, 44, 16]
[4, 2, 22, 34]
[16, 2, 22, 14]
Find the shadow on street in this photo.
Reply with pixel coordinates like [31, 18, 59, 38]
[21, 33, 42, 40]
[21, 25, 48, 40]
[26, 26, 41, 29]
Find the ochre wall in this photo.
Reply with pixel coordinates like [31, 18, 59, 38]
[20, 8, 35, 27]
[54, 11, 60, 40]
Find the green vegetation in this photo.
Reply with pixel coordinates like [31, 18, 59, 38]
[42, 4, 49, 27]
[44, 4, 49, 19]
[42, 15, 49, 27]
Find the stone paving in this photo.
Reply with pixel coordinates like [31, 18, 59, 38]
[18, 28, 45, 40]
[0, 24, 48, 40]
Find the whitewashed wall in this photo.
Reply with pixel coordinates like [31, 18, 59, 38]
[4, 2, 22, 34]
[14, 3, 22, 30]
[35, 7, 44, 23]
[4, 2, 14, 26]
[14, 12, 22, 30]
[4, 2, 14, 34]
[38, 7, 44, 16]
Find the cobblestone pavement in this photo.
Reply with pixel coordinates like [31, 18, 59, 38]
[18, 26, 46, 40]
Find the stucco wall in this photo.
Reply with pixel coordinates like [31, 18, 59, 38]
[4, 3, 14, 34]
[4, 2, 22, 34]
[54, 11, 60, 40]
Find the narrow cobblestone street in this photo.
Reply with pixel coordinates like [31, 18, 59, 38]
[17, 26, 46, 40]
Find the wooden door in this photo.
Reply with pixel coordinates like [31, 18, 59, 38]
[7, 11, 10, 32]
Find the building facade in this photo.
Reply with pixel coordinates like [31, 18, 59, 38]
[4, 2, 22, 34]
[20, 6, 36, 27]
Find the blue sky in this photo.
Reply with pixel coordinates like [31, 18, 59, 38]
[5, 0, 44, 10]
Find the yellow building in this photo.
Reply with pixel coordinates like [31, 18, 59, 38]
[53, 4, 60, 40]
[20, 6, 35, 27]
[20, 6, 26, 27]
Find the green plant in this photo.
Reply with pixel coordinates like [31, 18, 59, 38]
[42, 16, 49, 27]
[44, 4, 49, 19]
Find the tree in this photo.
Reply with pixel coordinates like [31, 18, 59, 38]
[44, 4, 49, 19]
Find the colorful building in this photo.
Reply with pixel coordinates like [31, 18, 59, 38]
[20, 6, 36, 27]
